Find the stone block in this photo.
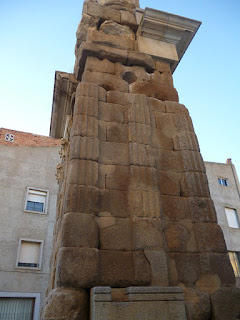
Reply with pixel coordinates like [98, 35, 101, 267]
[83, 1, 121, 23]
[64, 184, 99, 214]
[127, 52, 155, 73]
[150, 70, 173, 87]
[128, 190, 161, 218]
[87, 29, 134, 51]
[76, 81, 99, 99]
[128, 122, 151, 145]
[44, 288, 89, 320]
[100, 20, 135, 40]
[130, 166, 158, 191]
[172, 131, 200, 151]
[155, 149, 182, 172]
[99, 101, 127, 123]
[115, 64, 150, 82]
[193, 223, 227, 253]
[98, 120, 107, 141]
[105, 165, 130, 190]
[71, 114, 98, 138]
[144, 250, 169, 286]
[128, 96, 151, 125]
[70, 136, 99, 161]
[83, 71, 129, 92]
[107, 90, 127, 106]
[99, 250, 135, 287]
[130, 81, 179, 102]
[121, 10, 137, 29]
[165, 101, 188, 114]
[99, 86, 107, 102]
[60, 212, 99, 248]
[98, 0, 136, 12]
[100, 141, 129, 165]
[106, 122, 128, 143]
[99, 189, 129, 218]
[155, 60, 171, 73]
[74, 95, 98, 117]
[158, 170, 181, 196]
[69, 159, 98, 187]
[163, 220, 197, 253]
[190, 197, 217, 223]
[133, 217, 163, 250]
[147, 97, 166, 112]
[209, 253, 236, 287]
[180, 172, 210, 197]
[76, 13, 99, 49]
[129, 143, 155, 167]
[180, 150, 206, 173]
[97, 217, 133, 250]
[56, 247, 99, 289]
[85, 56, 115, 74]
[183, 288, 211, 320]
[133, 251, 152, 286]
[210, 288, 240, 320]
[152, 129, 174, 150]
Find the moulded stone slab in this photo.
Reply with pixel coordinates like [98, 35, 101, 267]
[130, 81, 179, 102]
[83, 71, 129, 92]
[99, 189, 129, 218]
[69, 159, 98, 186]
[60, 212, 99, 248]
[56, 247, 99, 289]
[210, 288, 240, 320]
[99, 250, 135, 287]
[180, 172, 210, 197]
[133, 217, 163, 250]
[144, 251, 169, 286]
[97, 217, 133, 250]
[44, 288, 88, 320]
[85, 56, 115, 74]
[70, 136, 99, 161]
[64, 184, 99, 214]
[100, 141, 129, 165]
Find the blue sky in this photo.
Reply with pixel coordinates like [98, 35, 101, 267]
[1, 0, 240, 175]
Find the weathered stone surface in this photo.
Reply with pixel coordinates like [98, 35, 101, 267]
[100, 20, 135, 40]
[152, 129, 174, 150]
[107, 90, 128, 105]
[154, 149, 182, 172]
[150, 70, 173, 87]
[75, 81, 99, 99]
[98, 0, 137, 12]
[144, 250, 169, 286]
[105, 165, 130, 190]
[129, 143, 155, 167]
[163, 220, 197, 252]
[165, 101, 188, 114]
[128, 190, 161, 218]
[133, 218, 162, 250]
[160, 195, 191, 221]
[69, 159, 98, 186]
[172, 131, 200, 151]
[210, 288, 240, 320]
[83, 1, 121, 23]
[130, 166, 158, 191]
[85, 56, 115, 74]
[133, 251, 152, 285]
[99, 250, 135, 287]
[99, 101, 127, 123]
[147, 97, 166, 112]
[64, 184, 99, 214]
[76, 13, 99, 49]
[190, 197, 217, 223]
[209, 253, 236, 287]
[56, 247, 99, 288]
[74, 95, 98, 117]
[99, 189, 129, 217]
[127, 52, 155, 73]
[180, 172, 210, 197]
[97, 217, 132, 250]
[115, 64, 150, 82]
[181, 150, 206, 173]
[158, 170, 181, 196]
[106, 122, 128, 143]
[100, 141, 129, 165]
[83, 71, 129, 92]
[130, 81, 179, 102]
[193, 223, 227, 253]
[87, 29, 134, 51]
[120, 10, 137, 29]
[70, 136, 99, 161]
[71, 114, 98, 138]
[60, 213, 99, 248]
[183, 288, 211, 320]
[155, 60, 171, 73]
[44, 288, 89, 320]
[154, 112, 194, 133]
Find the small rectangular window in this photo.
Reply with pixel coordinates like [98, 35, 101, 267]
[25, 188, 48, 213]
[225, 208, 240, 228]
[218, 178, 228, 186]
[228, 252, 240, 277]
[16, 239, 43, 269]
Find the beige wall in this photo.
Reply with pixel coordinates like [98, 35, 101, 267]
[0, 145, 60, 319]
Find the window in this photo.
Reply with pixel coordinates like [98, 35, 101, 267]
[25, 187, 48, 213]
[225, 207, 240, 228]
[4, 133, 15, 142]
[16, 239, 43, 269]
[228, 252, 240, 277]
[218, 178, 228, 186]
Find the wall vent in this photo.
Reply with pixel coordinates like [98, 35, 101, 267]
[5, 133, 15, 142]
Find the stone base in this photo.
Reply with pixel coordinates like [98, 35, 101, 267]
[90, 286, 187, 320]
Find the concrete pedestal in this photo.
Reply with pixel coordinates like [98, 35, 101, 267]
[91, 286, 187, 320]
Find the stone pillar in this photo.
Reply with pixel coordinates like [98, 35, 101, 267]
[44, 1, 240, 319]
